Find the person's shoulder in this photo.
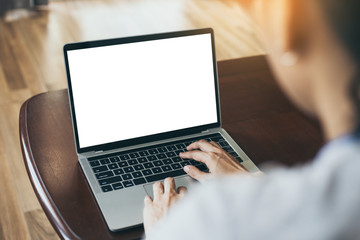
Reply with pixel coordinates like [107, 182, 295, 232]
[313, 134, 360, 171]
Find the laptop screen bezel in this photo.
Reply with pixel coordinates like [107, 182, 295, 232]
[64, 28, 221, 154]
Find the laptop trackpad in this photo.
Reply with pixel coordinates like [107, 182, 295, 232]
[143, 176, 194, 199]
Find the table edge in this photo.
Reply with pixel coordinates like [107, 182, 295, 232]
[19, 94, 81, 240]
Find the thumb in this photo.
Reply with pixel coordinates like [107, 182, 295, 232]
[184, 165, 209, 183]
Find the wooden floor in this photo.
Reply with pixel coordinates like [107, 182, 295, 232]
[0, 0, 263, 239]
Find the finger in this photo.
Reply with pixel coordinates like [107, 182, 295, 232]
[186, 140, 218, 152]
[144, 195, 152, 205]
[164, 177, 176, 194]
[153, 181, 164, 200]
[180, 150, 209, 164]
[209, 141, 222, 149]
[210, 141, 236, 157]
[184, 165, 209, 183]
[177, 186, 187, 197]
[209, 141, 235, 159]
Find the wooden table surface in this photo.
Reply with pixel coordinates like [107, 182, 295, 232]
[19, 55, 323, 240]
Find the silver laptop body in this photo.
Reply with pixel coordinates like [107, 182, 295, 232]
[63, 28, 259, 231]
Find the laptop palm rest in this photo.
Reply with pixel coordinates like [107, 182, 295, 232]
[143, 175, 195, 199]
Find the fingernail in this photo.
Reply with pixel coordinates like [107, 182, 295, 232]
[184, 165, 190, 173]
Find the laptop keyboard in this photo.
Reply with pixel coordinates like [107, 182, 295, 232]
[87, 133, 243, 192]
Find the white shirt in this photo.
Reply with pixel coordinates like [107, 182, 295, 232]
[145, 133, 360, 240]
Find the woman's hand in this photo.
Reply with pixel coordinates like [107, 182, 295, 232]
[143, 140, 252, 234]
[180, 140, 250, 182]
[143, 177, 187, 234]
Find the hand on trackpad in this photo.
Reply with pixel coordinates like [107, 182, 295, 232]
[143, 176, 195, 199]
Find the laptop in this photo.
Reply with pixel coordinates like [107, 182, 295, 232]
[63, 28, 259, 231]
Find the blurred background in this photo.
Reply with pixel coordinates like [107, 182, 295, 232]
[0, 0, 263, 239]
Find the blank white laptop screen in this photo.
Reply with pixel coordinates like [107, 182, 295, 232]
[67, 33, 218, 149]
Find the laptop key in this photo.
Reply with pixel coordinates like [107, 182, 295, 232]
[123, 180, 134, 188]
[153, 160, 163, 167]
[122, 173, 132, 180]
[156, 153, 166, 159]
[157, 147, 167, 153]
[132, 172, 143, 178]
[88, 157, 99, 162]
[144, 162, 154, 169]
[171, 163, 182, 169]
[163, 159, 173, 165]
[134, 164, 144, 171]
[142, 169, 153, 176]
[148, 149, 159, 154]
[236, 157, 243, 162]
[101, 185, 113, 192]
[96, 171, 114, 179]
[90, 161, 100, 167]
[99, 176, 122, 186]
[119, 154, 130, 161]
[228, 151, 238, 157]
[100, 159, 110, 165]
[219, 141, 229, 147]
[114, 169, 124, 175]
[124, 166, 135, 173]
[112, 183, 124, 190]
[210, 136, 223, 142]
[147, 155, 157, 161]
[166, 152, 176, 158]
[138, 157, 147, 163]
[176, 144, 186, 149]
[223, 146, 232, 152]
[128, 159, 138, 165]
[129, 153, 140, 158]
[93, 166, 108, 173]
[133, 178, 146, 185]
[161, 165, 172, 172]
[166, 145, 177, 151]
[145, 169, 185, 183]
[108, 163, 118, 170]
[118, 162, 128, 168]
[139, 151, 149, 156]
[172, 157, 182, 162]
[110, 157, 120, 163]
[152, 167, 162, 174]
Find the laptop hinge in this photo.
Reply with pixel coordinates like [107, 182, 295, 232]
[201, 129, 210, 133]
[95, 150, 104, 154]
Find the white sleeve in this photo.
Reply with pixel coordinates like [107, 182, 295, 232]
[145, 172, 293, 240]
[144, 156, 360, 240]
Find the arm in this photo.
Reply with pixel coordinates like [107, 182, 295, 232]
[143, 139, 260, 235]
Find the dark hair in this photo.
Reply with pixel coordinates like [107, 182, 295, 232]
[318, 0, 360, 127]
